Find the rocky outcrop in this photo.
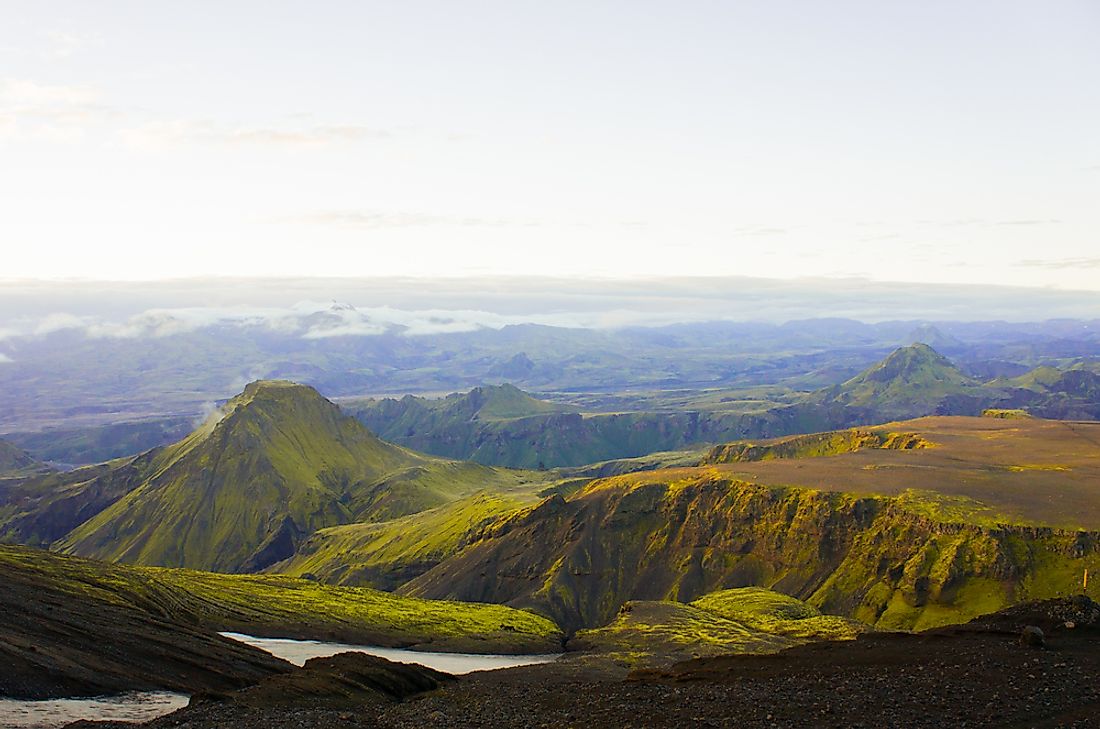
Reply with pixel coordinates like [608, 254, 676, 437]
[194, 652, 451, 708]
[702, 428, 930, 464]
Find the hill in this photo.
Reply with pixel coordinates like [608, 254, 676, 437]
[814, 343, 985, 418]
[347, 346, 1100, 470]
[0, 439, 52, 480]
[1, 381, 548, 572]
[345, 384, 852, 469]
[400, 416, 1100, 633]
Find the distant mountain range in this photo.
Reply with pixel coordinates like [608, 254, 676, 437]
[3, 313, 1099, 436]
[347, 344, 1100, 468]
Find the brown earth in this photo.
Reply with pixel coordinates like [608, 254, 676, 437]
[711, 416, 1100, 529]
[77, 597, 1100, 729]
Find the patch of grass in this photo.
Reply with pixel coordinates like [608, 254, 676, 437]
[690, 587, 864, 641]
[274, 491, 536, 588]
[892, 489, 1010, 528]
[574, 588, 865, 667]
[147, 567, 562, 651]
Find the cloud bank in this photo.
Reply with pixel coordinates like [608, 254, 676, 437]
[0, 276, 1098, 345]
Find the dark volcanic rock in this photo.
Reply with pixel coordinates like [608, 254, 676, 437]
[1020, 625, 1045, 647]
[195, 652, 452, 708]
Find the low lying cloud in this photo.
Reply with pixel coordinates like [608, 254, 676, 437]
[2, 277, 1099, 347]
[6, 300, 745, 344]
[0, 352, 12, 363]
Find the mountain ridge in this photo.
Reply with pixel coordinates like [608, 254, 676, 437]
[2, 380, 547, 573]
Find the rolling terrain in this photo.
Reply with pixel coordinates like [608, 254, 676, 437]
[5, 311, 1100, 459]
[0, 381, 552, 572]
[345, 344, 1100, 469]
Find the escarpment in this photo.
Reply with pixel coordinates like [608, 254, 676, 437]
[400, 469, 1100, 633]
[703, 428, 931, 465]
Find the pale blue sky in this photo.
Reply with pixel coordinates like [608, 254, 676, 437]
[1, 1, 1098, 287]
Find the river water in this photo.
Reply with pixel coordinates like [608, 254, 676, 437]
[0, 636, 560, 728]
[220, 631, 562, 673]
[0, 692, 189, 728]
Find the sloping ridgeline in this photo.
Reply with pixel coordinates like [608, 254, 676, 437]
[400, 418, 1100, 633]
[0, 381, 547, 572]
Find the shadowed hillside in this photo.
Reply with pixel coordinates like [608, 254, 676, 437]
[0, 439, 52, 480]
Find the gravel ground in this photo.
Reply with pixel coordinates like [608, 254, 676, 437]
[70, 598, 1100, 729]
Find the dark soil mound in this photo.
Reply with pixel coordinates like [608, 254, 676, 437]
[196, 652, 452, 708]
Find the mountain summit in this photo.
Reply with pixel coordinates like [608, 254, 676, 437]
[818, 344, 981, 418]
[44, 381, 522, 572]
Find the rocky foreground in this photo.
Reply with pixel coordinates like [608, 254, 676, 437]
[73, 596, 1100, 729]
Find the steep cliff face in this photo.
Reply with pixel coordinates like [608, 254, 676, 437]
[702, 428, 930, 464]
[400, 470, 1100, 633]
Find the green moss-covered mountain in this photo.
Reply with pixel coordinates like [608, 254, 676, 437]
[1, 381, 548, 572]
[400, 416, 1100, 633]
[813, 343, 983, 417]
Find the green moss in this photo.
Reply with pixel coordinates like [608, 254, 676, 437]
[1, 544, 562, 653]
[275, 490, 536, 588]
[575, 588, 865, 667]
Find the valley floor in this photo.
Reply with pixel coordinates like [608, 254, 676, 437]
[80, 598, 1100, 729]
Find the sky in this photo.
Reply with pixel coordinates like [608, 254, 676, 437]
[1, 1, 1098, 288]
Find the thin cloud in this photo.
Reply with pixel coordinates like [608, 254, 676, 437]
[0, 78, 110, 139]
[994, 219, 1060, 227]
[917, 218, 986, 228]
[291, 210, 528, 229]
[1016, 258, 1100, 270]
[0, 78, 99, 106]
[41, 30, 102, 60]
[119, 119, 393, 148]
